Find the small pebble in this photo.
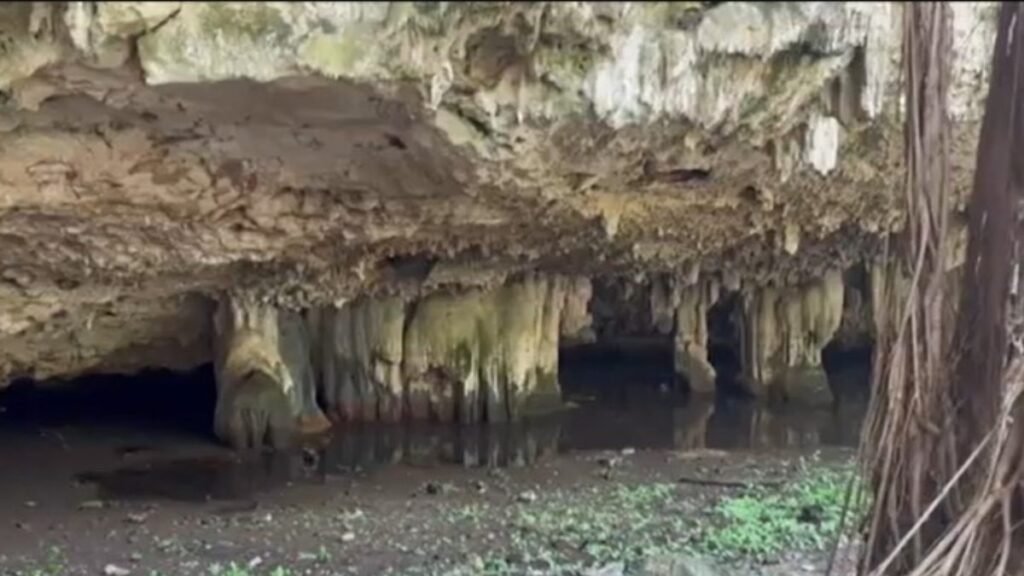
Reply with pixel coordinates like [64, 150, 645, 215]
[516, 490, 537, 504]
[103, 564, 131, 576]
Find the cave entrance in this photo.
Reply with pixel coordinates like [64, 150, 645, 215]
[0, 365, 218, 445]
[706, 291, 744, 395]
[565, 275, 678, 404]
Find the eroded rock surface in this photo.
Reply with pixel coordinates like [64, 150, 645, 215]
[0, 3, 998, 417]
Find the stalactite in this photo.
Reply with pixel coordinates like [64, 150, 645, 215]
[212, 273, 590, 443]
[673, 278, 720, 394]
[212, 295, 297, 450]
[402, 274, 573, 423]
[320, 296, 406, 423]
[737, 270, 844, 404]
[402, 288, 489, 422]
[649, 274, 679, 336]
[559, 276, 595, 343]
[277, 309, 330, 434]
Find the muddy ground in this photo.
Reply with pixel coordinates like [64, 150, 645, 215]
[0, 349, 868, 576]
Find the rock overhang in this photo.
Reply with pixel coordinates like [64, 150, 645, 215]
[0, 2, 998, 385]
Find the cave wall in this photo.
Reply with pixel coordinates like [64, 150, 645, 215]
[0, 2, 997, 386]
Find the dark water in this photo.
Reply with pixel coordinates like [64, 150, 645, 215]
[0, 347, 870, 504]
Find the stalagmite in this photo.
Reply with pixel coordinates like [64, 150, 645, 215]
[649, 275, 679, 336]
[673, 279, 721, 395]
[737, 270, 844, 405]
[320, 296, 406, 423]
[212, 295, 318, 450]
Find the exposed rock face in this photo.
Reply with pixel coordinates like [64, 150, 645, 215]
[0, 3, 998, 426]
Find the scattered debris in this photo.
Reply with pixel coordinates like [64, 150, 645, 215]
[423, 481, 453, 496]
[516, 490, 538, 504]
[125, 512, 148, 524]
[103, 564, 131, 576]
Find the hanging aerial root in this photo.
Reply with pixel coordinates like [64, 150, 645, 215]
[858, 3, 1024, 575]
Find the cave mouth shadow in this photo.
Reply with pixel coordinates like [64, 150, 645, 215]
[0, 364, 218, 440]
[558, 336, 756, 405]
[558, 338, 676, 404]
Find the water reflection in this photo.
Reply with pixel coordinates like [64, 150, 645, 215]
[322, 419, 563, 471]
[77, 395, 864, 503]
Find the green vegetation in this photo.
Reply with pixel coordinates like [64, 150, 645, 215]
[17, 546, 66, 576]
[207, 563, 294, 576]
[439, 459, 863, 574]
[699, 463, 862, 560]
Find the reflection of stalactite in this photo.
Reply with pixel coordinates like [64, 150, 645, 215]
[672, 399, 715, 450]
[703, 400, 858, 450]
[319, 418, 562, 469]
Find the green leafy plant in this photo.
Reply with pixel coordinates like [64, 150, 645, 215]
[699, 465, 861, 560]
